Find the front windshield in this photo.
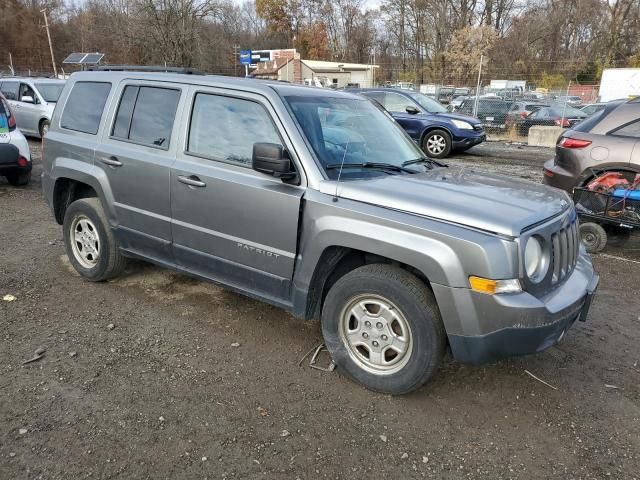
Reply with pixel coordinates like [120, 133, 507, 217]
[35, 83, 64, 103]
[407, 92, 448, 113]
[284, 95, 426, 179]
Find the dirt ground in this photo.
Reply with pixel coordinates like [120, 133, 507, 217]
[1, 140, 639, 479]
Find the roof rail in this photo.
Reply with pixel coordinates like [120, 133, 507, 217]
[86, 65, 205, 75]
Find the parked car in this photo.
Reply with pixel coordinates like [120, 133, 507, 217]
[448, 95, 470, 112]
[580, 103, 608, 116]
[437, 86, 456, 104]
[543, 99, 640, 191]
[555, 95, 583, 107]
[458, 98, 513, 130]
[514, 105, 588, 135]
[0, 92, 32, 185]
[505, 101, 549, 133]
[42, 68, 598, 394]
[0, 77, 65, 137]
[354, 88, 485, 157]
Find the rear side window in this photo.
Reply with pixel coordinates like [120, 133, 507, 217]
[111, 85, 180, 148]
[0, 81, 19, 100]
[187, 93, 281, 167]
[611, 119, 640, 138]
[61, 82, 111, 134]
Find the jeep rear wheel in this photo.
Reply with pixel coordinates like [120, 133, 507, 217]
[63, 198, 126, 281]
[321, 264, 446, 394]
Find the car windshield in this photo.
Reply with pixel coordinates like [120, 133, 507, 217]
[35, 83, 64, 102]
[407, 92, 448, 113]
[284, 94, 426, 179]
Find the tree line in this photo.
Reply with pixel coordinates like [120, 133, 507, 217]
[1, 0, 639, 87]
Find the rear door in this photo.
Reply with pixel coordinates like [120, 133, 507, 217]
[95, 80, 184, 262]
[170, 86, 304, 304]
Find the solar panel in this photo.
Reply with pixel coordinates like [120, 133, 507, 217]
[80, 53, 104, 65]
[63, 53, 86, 64]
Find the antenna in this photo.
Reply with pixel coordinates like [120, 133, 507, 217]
[333, 117, 354, 203]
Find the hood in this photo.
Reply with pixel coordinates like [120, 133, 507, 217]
[430, 111, 481, 126]
[322, 167, 571, 237]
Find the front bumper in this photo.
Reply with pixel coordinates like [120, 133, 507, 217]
[433, 250, 599, 364]
[453, 133, 485, 150]
[542, 158, 575, 192]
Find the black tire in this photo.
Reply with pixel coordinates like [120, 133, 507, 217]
[6, 171, 31, 186]
[39, 120, 50, 138]
[63, 198, 126, 281]
[422, 129, 452, 159]
[321, 264, 446, 394]
[579, 222, 607, 253]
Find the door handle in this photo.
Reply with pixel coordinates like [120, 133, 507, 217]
[99, 156, 123, 167]
[177, 175, 206, 188]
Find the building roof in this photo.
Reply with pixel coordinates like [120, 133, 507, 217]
[301, 60, 378, 72]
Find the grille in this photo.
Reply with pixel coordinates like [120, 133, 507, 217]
[550, 216, 579, 284]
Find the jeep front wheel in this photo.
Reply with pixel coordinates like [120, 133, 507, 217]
[321, 264, 446, 394]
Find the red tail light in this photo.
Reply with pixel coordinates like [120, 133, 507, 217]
[559, 137, 592, 149]
[554, 118, 570, 127]
[18, 156, 28, 167]
[520, 111, 528, 118]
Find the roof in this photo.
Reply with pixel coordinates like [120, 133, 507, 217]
[301, 60, 378, 72]
[66, 70, 365, 100]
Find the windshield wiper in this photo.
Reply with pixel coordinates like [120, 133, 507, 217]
[401, 156, 447, 168]
[325, 162, 417, 174]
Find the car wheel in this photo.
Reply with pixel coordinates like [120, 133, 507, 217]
[321, 264, 446, 394]
[579, 222, 607, 253]
[422, 129, 452, 159]
[6, 171, 31, 186]
[39, 120, 50, 138]
[63, 197, 126, 281]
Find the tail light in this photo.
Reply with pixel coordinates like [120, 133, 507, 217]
[559, 137, 592, 149]
[554, 118, 570, 127]
[18, 156, 28, 167]
[1, 97, 16, 131]
[520, 111, 528, 118]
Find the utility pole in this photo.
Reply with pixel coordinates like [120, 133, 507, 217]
[9, 52, 14, 75]
[41, 8, 57, 77]
[473, 54, 484, 118]
[233, 45, 239, 76]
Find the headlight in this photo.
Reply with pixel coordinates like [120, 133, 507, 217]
[451, 119, 473, 129]
[524, 236, 548, 281]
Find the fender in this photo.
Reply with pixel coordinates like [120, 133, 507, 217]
[51, 158, 118, 225]
[291, 191, 517, 319]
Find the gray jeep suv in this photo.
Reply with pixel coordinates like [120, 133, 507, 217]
[42, 69, 599, 394]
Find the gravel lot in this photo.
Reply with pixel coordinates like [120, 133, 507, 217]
[1, 140, 639, 479]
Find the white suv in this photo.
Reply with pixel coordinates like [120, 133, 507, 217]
[0, 77, 65, 138]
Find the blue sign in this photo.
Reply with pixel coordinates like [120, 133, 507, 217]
[239, 50, 252, 65]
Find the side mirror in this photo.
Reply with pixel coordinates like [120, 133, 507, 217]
[252, 143, 295, 178]
[21, 96, 34, 104]
[405, 105, 420, 115]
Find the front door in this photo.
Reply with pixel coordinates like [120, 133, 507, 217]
[95, 81, 184, 261]
[170, 87, 304, 305]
